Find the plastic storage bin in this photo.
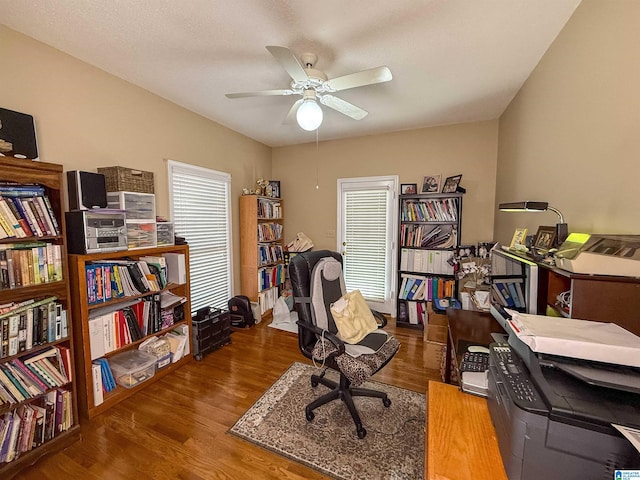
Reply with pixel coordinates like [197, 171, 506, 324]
[107, 191, 156, 220]
[109, 350, 157, 388]
[156, 222, 175, 246]
[127, 222, 157, 249]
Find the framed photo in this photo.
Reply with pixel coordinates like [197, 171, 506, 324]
[534, 226, 556, 251]
[509, 228, 528, 249]
[421, 174, 441, 194]
[442, 174, 462, 193]
[401, 183, 417, 195]
[268, 180, 280, 198]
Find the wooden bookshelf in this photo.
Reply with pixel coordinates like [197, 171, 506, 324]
[239, 195, 284, 319]
[396, 192, 463, 329]
[68, 244, 192, 419]
[0, 158, 80, 479]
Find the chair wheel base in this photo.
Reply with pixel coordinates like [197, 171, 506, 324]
[305, 409, 315, 421]
[383, 398, 391, 407]
[357, 427, 367, 439]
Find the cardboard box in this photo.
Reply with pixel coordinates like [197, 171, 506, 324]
[424, 301, 449, 371]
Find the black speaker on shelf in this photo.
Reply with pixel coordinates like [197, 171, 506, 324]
[67, 170, 108, 210]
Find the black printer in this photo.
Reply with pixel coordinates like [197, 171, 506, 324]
[487, 309, 640, 480]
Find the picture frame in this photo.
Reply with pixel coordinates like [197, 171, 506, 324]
[509, 227, 528, 250]
[421, 174, 441, 194]
[533, 226, 556, 251]
[268, 180, 280, 198]
[401, 183, 417, 195]
[442, 174, 462, 193]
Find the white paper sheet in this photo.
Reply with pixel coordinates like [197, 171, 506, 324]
[504, 310, 640, 367]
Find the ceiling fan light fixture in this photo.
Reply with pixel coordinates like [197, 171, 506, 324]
[296, 97, 323, 131]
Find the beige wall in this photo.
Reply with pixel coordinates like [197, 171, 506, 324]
[0, 26, 272, 293]
[272, 120, 499, 250]
[495, 0, 640, 245]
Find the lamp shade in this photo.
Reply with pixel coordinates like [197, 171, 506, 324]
[499, 201, 549, 212]
[296, 99, 323, 131]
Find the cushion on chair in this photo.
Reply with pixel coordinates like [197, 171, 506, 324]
[312, 334, 400, 387]
[330, 289, 379, 344]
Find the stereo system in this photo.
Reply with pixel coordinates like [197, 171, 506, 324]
[65, 210, 128, 254]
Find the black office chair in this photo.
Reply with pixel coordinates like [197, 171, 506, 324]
[289, 250, 400, 438]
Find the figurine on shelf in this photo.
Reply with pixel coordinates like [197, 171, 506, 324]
[256, 177, 269, 196]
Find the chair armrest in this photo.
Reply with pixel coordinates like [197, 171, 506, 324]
[372, 310, 387, 328]
[296, 320, 346, 356]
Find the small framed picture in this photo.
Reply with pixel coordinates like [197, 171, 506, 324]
[401, 183, 417, 195]
[268, 180, 280, 198]
[442, 174, 462, 193]
[534, 226, 556, 251]
[510, 228, 528, 249]
[421, 175, 441, 194]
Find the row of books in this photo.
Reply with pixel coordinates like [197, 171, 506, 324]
[85, 256, 167, 305]
[400, 248, 455, 275]
[0, 345, 71, 407]
[1, 297, 67, 358]
[401, 198, 458, 223]
[257, 286, 279, 315]
[400, 224, 457, 249]
[88, 295, 162, 360]
[91, 358, 115, 407]
[257, 223, 283, 242]
[0, 243, 63, 290]
[0, 388, 73, 464]
[0, 183, 61, 239]
[257, 198, 282, 219]
[491, 280, 526, 309]
[258, 244, 284, 266]
[397, 300, 427, 325]
[258, 264, 285, 291]
[398, 274, 455, 301]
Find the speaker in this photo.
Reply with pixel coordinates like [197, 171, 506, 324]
[0, 107, 39, 160]
[67, 171, 108, 210]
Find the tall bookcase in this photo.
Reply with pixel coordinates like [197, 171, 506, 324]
[240, 195, 285, 318]
[397, 192, 463, 329]
[0, 158, 80, 478]
[68, 244, 192, 419]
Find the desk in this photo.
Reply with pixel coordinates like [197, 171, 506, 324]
[426, 381, 507, 480]
[444, 309, 505, 384]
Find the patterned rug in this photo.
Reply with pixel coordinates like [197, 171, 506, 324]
[229, 362, 425, 480]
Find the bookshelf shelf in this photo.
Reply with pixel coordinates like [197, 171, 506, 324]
[0, 158, 80, 478]
[240, 195, 285, 318]
[68, 244, 192, 420]
[397, 192, 463, 329]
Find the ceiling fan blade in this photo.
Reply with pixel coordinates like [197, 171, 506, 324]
[225, 89, 294, 98]
[325, 66, 392, 92]
[266, 46, 309, 83]
[320, 95, 368, 120]
[283, 99, 303, 124]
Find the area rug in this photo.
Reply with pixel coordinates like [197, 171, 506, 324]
[229, 362, 425, 480]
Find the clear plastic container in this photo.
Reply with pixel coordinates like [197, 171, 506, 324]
[109, 350, 157, 388]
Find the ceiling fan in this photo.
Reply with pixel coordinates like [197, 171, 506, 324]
[225, 46, 393, 131]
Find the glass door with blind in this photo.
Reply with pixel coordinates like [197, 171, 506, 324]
[337, 176, 398, 314]
[168, 160, 233, 313]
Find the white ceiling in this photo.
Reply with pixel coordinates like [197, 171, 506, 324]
[0, 0, 581, 147]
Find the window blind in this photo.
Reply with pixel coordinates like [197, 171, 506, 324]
[168, 161, 232, 313]
[343, 189, 389, 302]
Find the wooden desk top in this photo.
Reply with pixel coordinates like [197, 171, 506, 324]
[426, 381, 507, 480]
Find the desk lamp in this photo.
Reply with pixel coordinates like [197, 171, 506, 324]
[499, 201, 568, 247]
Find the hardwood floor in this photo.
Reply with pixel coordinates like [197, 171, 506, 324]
[14, 318, 438, 480]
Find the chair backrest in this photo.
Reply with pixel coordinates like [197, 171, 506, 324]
[289, 250, 343, 358]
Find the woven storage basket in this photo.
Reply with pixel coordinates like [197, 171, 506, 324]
[98, 166, 154, 193]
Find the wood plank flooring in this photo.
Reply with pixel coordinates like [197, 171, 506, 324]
[14, 318, 438, 480]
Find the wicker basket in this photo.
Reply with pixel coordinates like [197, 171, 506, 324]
[98, 166, 154, 193]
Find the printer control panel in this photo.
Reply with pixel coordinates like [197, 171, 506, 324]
[490, 343, 547, 412]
